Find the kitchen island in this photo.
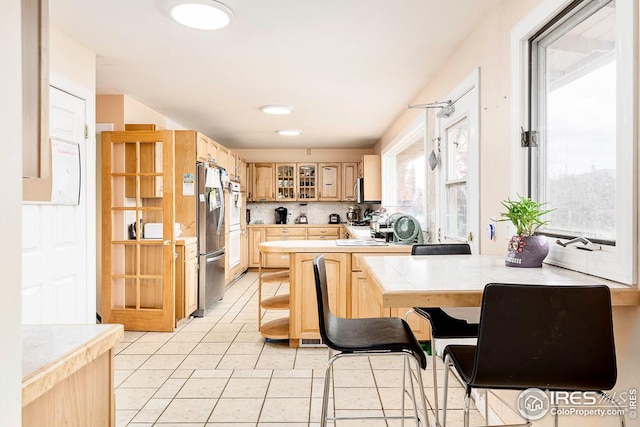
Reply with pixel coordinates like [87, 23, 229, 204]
[258, 239, 415, 346]
[22, 324, 124, 427]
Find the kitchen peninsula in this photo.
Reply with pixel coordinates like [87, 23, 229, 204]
[258, 239, 415, 346]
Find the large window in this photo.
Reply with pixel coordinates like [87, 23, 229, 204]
[513, 0, 637, 284]
[382, 119, 427, 225]
[530, 0, 616, 243]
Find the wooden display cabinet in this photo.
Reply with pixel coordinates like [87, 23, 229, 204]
[297, 163, 317, 201]
[276, 163, 297, 201]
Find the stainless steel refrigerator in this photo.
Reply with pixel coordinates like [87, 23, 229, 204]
[194, 163, 225, 317]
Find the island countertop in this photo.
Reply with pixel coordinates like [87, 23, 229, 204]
[259, 239, 412, 253]
[22, 323, 124, 407]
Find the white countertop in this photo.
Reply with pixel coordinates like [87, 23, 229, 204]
[360, 254, 640, 307]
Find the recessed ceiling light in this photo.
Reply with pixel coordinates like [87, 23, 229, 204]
[170, 1, 233, 30]
[277, 130, 301, 136]
[260, 105, 294, 115]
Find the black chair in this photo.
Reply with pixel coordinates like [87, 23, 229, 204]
[406, 243, 478, 425]
[441, 283, 624, 427]
[313, 255, 431, 427]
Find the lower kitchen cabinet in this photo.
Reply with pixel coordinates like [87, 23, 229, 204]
[175, 240, 198, 324]
[291, 252, 349, 343]
[249, 227, 265, 268]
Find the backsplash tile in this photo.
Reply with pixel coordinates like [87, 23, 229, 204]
[247, 202, 379, 225]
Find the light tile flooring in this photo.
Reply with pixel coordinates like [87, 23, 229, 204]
[114, 272, 485, 426]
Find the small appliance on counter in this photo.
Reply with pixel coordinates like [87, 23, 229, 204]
[294, 203, 308, 224]
[346, 206, 360, 225]
[275, 207, 288, 224]
[246, 209, 251, 224]
[329, 213, 341, 224]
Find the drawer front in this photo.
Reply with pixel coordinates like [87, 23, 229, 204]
[307, 227, 340, 237]
[265, 227, 307, 237]
[307, 235, 337, 240]
[184, 242, 198, 260]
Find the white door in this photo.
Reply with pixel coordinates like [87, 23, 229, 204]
[437, 70, 480, 254]
[22, 87, 91, 323]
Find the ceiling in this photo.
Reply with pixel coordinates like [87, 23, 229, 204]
[51, 0, 501, 149]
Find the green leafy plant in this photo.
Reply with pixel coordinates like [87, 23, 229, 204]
[498, 195, 554, 236]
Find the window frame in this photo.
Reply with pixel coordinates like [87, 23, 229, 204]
[381, 113, 428, 228]
[511, 0, 638, 284]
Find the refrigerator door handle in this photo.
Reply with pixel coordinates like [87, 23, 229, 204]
[206, 253, 225, 263]
[217, 189, 225, 236]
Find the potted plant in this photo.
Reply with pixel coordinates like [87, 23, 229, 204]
[498, 195, 554, 268]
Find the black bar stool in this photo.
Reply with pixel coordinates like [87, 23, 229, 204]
[442, 283, 624, 427]
[405, 243, 478, 426]
[313, 255, 431, 427]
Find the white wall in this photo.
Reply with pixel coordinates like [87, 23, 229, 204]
[0, 0, 24, 424]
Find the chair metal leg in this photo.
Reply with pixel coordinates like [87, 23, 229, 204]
[442, 354, 451, 427]
[320, 356, 333, 427]
[412, 354, 431, 427]
[463, 388, 471, 427]
[600, 391, 626, 427]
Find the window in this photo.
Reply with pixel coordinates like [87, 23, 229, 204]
[443, 117, 469, 241]
[530, 0, 616, 243]
[382, 118, 427, 225]
[512, 0, 637, 284]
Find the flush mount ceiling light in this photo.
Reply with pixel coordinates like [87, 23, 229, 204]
[277, 130, 301, 136]
[170, 0, 233, 30]
[260, 105, 294, 115]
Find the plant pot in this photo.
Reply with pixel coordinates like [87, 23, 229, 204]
[505, 235, 549, 268]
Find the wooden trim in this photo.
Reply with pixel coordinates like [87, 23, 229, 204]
[22, 0, 51, 202]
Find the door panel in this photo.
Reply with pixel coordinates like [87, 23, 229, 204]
[102, 130, 175, 331]
[21, 87, 91, 324]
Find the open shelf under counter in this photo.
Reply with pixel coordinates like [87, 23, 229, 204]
[260, 317, 290, 340]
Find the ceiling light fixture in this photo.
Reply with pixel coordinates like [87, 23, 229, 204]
[260, 105, 294, 115]
[170, 0, 233, 30]
[277, 130, 301, 136]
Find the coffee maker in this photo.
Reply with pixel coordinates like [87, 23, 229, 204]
[275, 207, 287, 224]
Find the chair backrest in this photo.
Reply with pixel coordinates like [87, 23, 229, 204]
[411, 243, 471, 255]
[313, 255, 339, 349]
[471, 283, 616, 391]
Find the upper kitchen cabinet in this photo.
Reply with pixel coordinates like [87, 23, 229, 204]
[251, 163, 276, 201]
[342, 162, 358, 201]
[238, 157, 248, 191]
[318, 163, 341, 201]
[195, 132, 219, 164]
[217, 145, 231, 174]
[101, 130, 176, 332]
[276, 163, 297, 201]
[297, 163, 317, 201]
[359, 155, 381, 203]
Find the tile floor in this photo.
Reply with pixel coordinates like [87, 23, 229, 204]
[114, 272, 485, 426]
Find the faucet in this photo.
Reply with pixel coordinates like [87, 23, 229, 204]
[555, 237, 601, 251]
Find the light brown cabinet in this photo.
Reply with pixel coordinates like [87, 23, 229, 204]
[175, 241, 198, 323]
[238, 157, 248, 192]
[297, 163, 317, 201]
[318, 163, 341, 201]
[276, 163, 297, 201]
[307, 226, 341, 240]
[291, 252, 349, 341]
[251, 163, 275, 201]
[264, 227, 307, 268]
[341, 162, 358, 201]
[358, 155, 382, 202]
[249, 226, 265, 267]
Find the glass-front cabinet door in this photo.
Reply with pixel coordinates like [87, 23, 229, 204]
[276, 163, 297, 201]
[102, 130, 175, 332]
[297, 163, 317, 201]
